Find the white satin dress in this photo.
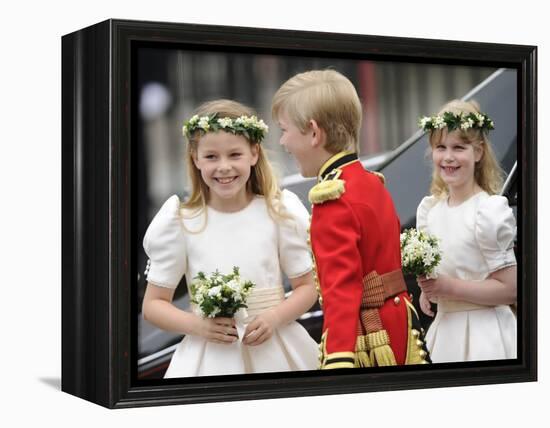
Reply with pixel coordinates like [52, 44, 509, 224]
[143, 190, 319, 378]
[416, 192, 517, 363]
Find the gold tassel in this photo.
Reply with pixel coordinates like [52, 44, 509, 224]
[365, 330, 397, 367]
[355, 351, 371, 368]
[308, 179, 345, 204]
[354, 335, 373, 368]
[370, 344, 397, 366]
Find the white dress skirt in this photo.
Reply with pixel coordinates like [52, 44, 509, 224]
[416, 192, 517, 363]
[143, 190, 319, 377]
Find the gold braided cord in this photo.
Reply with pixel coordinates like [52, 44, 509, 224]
[360, 308, 384, 334]
[361, 271, 385, 308]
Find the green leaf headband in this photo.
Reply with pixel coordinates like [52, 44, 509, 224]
[182, 113, 269, 143]
[418, 111, 495, 132]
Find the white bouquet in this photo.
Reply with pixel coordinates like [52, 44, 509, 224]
[400, 228, 442, 278]
[189, 267, 255, 318]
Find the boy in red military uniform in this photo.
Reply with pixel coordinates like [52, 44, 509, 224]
[272, 70, 430, 369]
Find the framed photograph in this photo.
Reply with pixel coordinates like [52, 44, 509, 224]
[62, 19, 537, 408]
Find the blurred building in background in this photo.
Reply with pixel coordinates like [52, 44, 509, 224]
[137, 47, 496, 211]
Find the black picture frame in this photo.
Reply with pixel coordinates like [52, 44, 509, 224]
[61, 18, 537, 409]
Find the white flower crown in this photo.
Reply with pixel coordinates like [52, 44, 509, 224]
[182, 113, 269, 143]
[419, 111, 495, 132]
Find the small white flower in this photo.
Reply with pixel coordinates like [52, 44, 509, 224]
[208, 286, 221, 297]
[419, 117, 431, 128]
[198, 116, 210, 131]
[460, 118, 474, 130]
[257, 119, 269, 132]
[182, 125, 188, 135]
[475, 113, 485, 126]
[217, 117, 233, 128]
[433, 116, 446, 129]
[189, 114, 199, 125]
[227, 279, 240, 291]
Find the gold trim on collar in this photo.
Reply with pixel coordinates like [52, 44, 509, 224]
[318, 151, 355, 180]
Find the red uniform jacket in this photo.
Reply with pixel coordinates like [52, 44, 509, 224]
[310, 152, 427, 369]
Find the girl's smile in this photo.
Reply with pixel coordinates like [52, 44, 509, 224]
[432, 131, 481, 196]
[441, 165, 459, 174]
[214, 176, 238, 184]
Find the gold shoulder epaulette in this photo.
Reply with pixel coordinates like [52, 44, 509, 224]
[370, 170, 386, 185]
[308, 178, 345, 204]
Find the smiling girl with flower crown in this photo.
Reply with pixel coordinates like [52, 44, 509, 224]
[141, 99, 318, 378]
[415, 99, 517, 363]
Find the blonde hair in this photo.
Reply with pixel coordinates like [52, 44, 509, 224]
[428, 99, 504, 198]
[272, 69, 362, 154]
[182, 99, 287, 229]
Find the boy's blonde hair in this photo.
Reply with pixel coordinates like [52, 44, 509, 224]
[428, 99, 504, 198]
[272, 69, 362, 154]
[182, 99, 286, 228]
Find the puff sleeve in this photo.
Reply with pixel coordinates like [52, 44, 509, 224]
[143, 195, 187, 288]
[416, 195, 438, 232]
[475, 195, 517, 273]
[277, 189, 313, 279]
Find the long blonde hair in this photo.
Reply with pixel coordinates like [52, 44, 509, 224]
[182, 99, 287, 228]
[428, 99, 504, 198]
[272, 69, 362, 154]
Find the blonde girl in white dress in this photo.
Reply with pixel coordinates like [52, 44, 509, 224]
[142, 99, 319, 378]
[416, 99, 517, 363]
